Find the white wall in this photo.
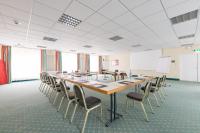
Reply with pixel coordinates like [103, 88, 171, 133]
[109, 52, 130, 74]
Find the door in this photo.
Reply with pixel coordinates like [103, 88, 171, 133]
[180, 54, 198, 81]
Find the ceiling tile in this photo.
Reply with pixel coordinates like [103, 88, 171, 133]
[33, 2, 62, 21]
[76, 22, 96, 32]
[64, 1, 94, 21]
[132, 0, 163, 18]
[118, 0, 150, 9]
[0, 0, 32, 12]
[173, 19, 197, 37]
[31, 15, 54, 27]
[142, 11, 168, 25]
[100, 21, 119, 31]
[161, 0, 189, 8]
[89, 28, 107, 36]
[85, 13, 109, 26]
[6, 24, 27, 33]
[77, 0, 111, 11]
[124, 19, 144, 31]
[98, 0, 127, 19]
[29, 23, 50, 33]
[166, 0, 200, 18]
[113, 12, 137, 25]
[36, 0, 72, 11]
[0, 5, 30, 22]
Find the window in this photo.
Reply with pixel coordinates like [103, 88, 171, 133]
[11, 47, 40, 81]
[90, 55, 99, 72]
[62, 53, 77, 73]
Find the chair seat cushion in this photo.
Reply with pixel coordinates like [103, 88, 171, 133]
[152, 83, 156, 86]
[68, 92, 75, 99]
[141, 86, 145, 91]
[85, 96, 101, 109]
[126, 92, 143, 101]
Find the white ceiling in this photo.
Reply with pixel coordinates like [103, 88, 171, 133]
[0, 0, 200, 55]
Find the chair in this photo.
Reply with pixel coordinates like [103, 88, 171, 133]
[48, 76, 61, 105]
[71, 84, 102, 133]
[57, 79, 76, 119]
[119, 72, 127, 80]
[39, 72, 46, 92]
[141, 77, 162, 106]
[126, 82, 154, 122]
[161, 75, 167, 96]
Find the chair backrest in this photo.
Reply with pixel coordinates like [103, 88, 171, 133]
[155, 77, 161, 90]
[73, 84, 87, 109]
[143, 82, 152, 99]
[60, 79, 71, 100]
[120, 72, 127, 80]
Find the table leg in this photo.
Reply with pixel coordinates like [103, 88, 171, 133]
[105, 93, 123, 127]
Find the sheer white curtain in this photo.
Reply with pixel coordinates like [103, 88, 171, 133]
[90, 55, 99, 72]
[11, 47, 40, 81]
[62, 52, 77, 73]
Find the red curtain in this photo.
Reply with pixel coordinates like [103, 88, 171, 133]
[0, 45, 11, 84]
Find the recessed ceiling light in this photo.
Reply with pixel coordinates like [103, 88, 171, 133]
[170, 10, 198, 25]
[178, 34, 195, 39]
[83, 45, 92, 48]
[109, 35, 123, 41]
[43, 36, 57, 42]
[132, 44, 142, 47]
[58, 13, 82, 27]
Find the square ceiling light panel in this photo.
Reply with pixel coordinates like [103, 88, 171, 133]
[58, 13, 82, 27]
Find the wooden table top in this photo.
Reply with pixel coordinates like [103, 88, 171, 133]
[50, 73, 154, 95]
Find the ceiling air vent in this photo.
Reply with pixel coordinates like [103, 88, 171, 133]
[58, 13, 82, 27]
[132, 44, 142, 47]
[69, 49, 76, 52]
[144, 49, 152, 51]
[170, 10, 198, 25]
[178, 34, 195, 39]
[181, 43, 193, 47]
[83, 45, 92, 48]
[37, 45, 46, 49]
[43, 36, 57, 42]
[109, 35, 123, 41]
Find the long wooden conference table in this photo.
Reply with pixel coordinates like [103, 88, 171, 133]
[50, 72, 153, 127]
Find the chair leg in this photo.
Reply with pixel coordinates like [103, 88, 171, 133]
[100, 105, 103, 120]
[140, 102, 149, 122]
[153, 93, 160, 107]
[49, 89, 54, 101]
[147, 98, 154, 114]
[157, 91, 163, 102]
[71, 103, 78, 123]
[39, 83, 42, 91]
[163, 87, 167, 96]
[125, 97, 129, 112]
[57, 96, 64, 112]
[64, 101, 73, 119]
[81, 111, 89, 133]
[41, 84, 46, 93]
[53, 92, 59, 105]
[160, 88, 165, 99]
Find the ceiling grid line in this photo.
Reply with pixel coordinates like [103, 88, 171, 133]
[159, 0, 180, 43]
[118, 0, 167, 44]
